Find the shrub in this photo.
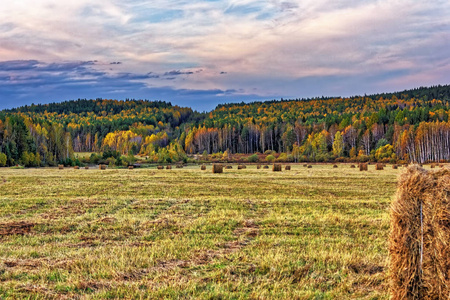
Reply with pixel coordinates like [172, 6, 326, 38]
[247, 154, 259, 163]
[266, 155, 275, 162]
[0, 152, 7, 167]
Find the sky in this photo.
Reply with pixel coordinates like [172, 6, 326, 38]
[0, 0, 449, 112]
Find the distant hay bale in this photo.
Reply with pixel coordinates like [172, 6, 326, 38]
[307, 165, 312, 169]
[430, 163, 436, 169]
[99, 164, 107, 170]
[375, 163, 384, 170]
[58, 165, 64, 170]
[176, 164, 183, 168]
[257, 164, 261, 169]
[273, 164, 282, 172]
[85, 166, 89, 170]
[225, 165, 232, 169]
[359, 163, 368, 171]
[263, 165, 269, 169]
[439, 164, 444, 168]
[303, 164, 308, 167]
[157, 166, 164, 170]
[389, 166, 450, 299]
[166, 165, 172, 170]
[74, 166, 79, 170]
[212, 164, 223, 174]
[392, 164, 398, 169]
[333, 164, 338, 168]
[201, 165, 206, 170]
[285, 165, 291, 171]
[350, 165, 356, 168]
[238, 165, 244, 170]
[128, 166, 134, 170]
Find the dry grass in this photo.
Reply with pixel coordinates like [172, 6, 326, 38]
[389, 165, 450, 299]
[0, 164, 400, 299]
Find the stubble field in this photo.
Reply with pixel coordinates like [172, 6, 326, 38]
[0, 164, 401, 299]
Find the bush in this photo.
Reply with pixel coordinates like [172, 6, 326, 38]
[247, 154, 259, 163]
[0, 152, 7, 167]
[266, 155, 275, 162]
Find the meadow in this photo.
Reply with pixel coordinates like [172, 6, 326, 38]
[0, 164, 404, 299]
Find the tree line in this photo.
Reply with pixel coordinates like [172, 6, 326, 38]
[0, 85, 449, 167]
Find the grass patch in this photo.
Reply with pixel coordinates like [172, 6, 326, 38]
[0, 164, 397, 299]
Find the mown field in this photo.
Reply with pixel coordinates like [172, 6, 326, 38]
[0, 164, 406, 299]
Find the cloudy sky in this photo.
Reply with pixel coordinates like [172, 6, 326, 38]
[0, 0, 449, 111]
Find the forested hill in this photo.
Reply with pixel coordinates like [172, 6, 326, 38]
[0, 85, 450, 167]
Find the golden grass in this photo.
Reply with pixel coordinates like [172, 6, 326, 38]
[0, 164, 400, 299]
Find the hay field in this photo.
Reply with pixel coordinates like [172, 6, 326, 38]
[0, 164, 403, 299]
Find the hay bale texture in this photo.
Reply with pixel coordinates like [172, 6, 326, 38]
[85, 166, 89, 170]
[58, 165, 64, 170]
[238, 165, 244, 170]
[393, 164, 398, 169]
[263, 165, 269, 169]
[128, 166, 134, 170]
[350, 165, 356, 168]
[166, 165, 172, 170]
[375, 163, 384, 170]
[389, 166, 450, 299]
[201, 165, 206, 170]
[307, 165, 312, 169]
[273, 164, 282, 172]
[212, 164, 223, 174]
[99, 164, 106, 170]
[285, 165, 291, 171]
[333, 164, 338, 168]
[157, 166, 164, 170]
[359, 163, 368, 171]
[225, 165, 232, 169]
[257, 164, 261, 169]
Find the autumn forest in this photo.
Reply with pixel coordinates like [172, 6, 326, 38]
[1, 85, 450, 167]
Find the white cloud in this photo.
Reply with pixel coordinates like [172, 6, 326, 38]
[0, 0, 449, 101]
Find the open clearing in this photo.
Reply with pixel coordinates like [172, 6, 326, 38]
[0, 164, 405, 299]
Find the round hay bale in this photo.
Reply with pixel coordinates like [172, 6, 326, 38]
[392, 164, 398, 169]
[176, 164, 183, 168]
[350, 165, 356, 168]
[58, 164, 64, 170]
[333, 164, 338, 168]
[285, 165, 291, 171]
[128, 166, 134, 170]
[238, 165, 244, 170]
[263, 165, 269, 169]
[212, 164, 223, 173]
[303, 164, 308, 167]
[225, 165, 232, 169]
[166, 165, 172, 170]
[201, 165, 206, 170]
[359, 163, 368, 171]
[157, 165, 164, 170]
[375, 163, 384, 170]
[74, 166, 79, 170]
[307, 165, 312, 169]
[430, 163, 436, 168]
[257, 164, 261, 169]
[85, 166, 89, 170]
[389, 166, 450, 299]
[273, 164, 282, 172]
